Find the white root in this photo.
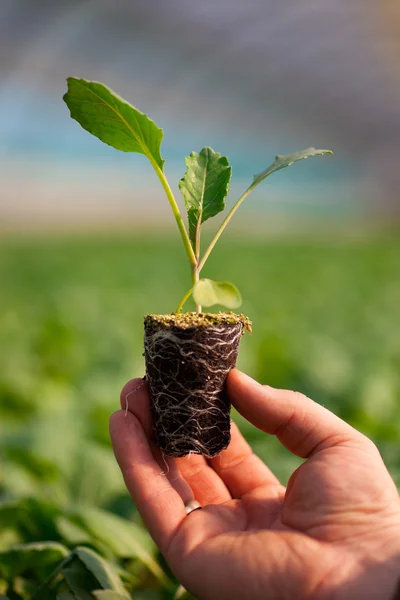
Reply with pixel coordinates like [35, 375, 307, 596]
[124, 377, 147, 416]
[144, 323, 243, 457]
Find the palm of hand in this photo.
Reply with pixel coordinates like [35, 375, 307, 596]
[171, 443, 400, 600]
[110, 371, 400, 600]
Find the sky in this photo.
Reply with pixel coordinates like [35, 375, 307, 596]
[1, 0, 399, 227]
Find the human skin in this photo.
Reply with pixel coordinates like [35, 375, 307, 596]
[109, 369, 400, 600]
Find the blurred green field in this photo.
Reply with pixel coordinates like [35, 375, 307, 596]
[0, 232, 399, 598]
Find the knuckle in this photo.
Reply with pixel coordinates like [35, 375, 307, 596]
[218, 451, 252, 472]
[360, 435, 380, 455]
[291, 390, 312, 404]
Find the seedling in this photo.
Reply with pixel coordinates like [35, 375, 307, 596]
[63, 78, 332, 456]
[63, 78, 332, 313]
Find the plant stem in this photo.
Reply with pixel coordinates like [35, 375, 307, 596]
[193, 265, 202, 313]
[194, 222, 201, 262]
[197, 185, 253, 272]
[151, 159, 197, 268]
[175, 287, 193, 313]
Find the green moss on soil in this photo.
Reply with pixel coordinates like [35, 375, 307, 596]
[144, 312, 252, 333]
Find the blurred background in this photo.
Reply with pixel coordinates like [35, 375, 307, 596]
[0, 1, 399, 597]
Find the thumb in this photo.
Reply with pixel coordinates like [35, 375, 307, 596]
[227, 369, 371, 459]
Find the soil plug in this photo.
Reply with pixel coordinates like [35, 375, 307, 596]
[144, 313, 251, 457]
[63, 78, 332, 456]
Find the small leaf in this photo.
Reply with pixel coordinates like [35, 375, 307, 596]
[74, 547, 127, 596]
[193, 279, 242, 309]
[252, 147, 333, 188]
[63, 78, 164, 169]
[179, 147, 231, 249]
[93, 592, 128, 600]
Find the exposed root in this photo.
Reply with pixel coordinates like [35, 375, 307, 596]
[124, 376, 147, 416]
[144, 316, 247, 457]
[158, 450, 170, 476]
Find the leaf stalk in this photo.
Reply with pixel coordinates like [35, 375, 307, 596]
[151, 160, 197, 268]
[175, 287, 193, 314]
[192, 264, 202, 313]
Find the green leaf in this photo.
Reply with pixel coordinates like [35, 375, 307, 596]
[74, 547, 127, 596]
[252, 147, 333, 188]
[57, 594, 76, 600]
[173, 584, 195, 600]
[10, 498, 61, 543]
[73, 507, 167, 585]
[63, 78, 164, 170]
[56, 516, 92, 546]
[193, 279, 242, 309]
[62, 558, 97, 600]
[0, 500, 23, 529]
[93, 592, 128, 600]
[179, 147, 231, 249]
[0, 542, 69, 581]
[5, 447, 59, 482]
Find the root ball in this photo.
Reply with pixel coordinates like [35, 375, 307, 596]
[144, 312, 251, 457]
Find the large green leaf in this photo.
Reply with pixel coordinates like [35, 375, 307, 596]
[192, 279, 242, 309]
[34, 548, 126, 600]
[62, 558, 98, 600]
[179, 147, 231, 249]
[63, 78, 164, 170]
[74, 547, 127, 596]
[73, 507, 166, 584]
[0, 542, 68, 581]
[252, 147, 333, 188]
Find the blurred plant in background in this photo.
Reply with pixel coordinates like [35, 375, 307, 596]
[0, 233, 399, 597]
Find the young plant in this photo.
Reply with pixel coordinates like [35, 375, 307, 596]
[63, 78, 332, 314]
[63, 78, 332, 457]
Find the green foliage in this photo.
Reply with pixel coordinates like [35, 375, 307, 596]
[192, 279, 242, 309]
[179, 147, 231, 252]
[60, 557, 100, 600]
[63, 78, 164, 169]
[63, 80, 331, 311]
[72, 547, 128, 595]
[92, 592, 129, 600]
[0, 542, 68, 581]
[72, 507, 167, 584]
[1, 233, 399, 598]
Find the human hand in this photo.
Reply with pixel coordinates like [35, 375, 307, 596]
[110, 370, 400, 600]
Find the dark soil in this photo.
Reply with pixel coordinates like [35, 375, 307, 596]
[144, 312, 251, 457]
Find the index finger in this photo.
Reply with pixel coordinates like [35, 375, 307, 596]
[109, 410, 186, 555]
[227, 369, 369, 459]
